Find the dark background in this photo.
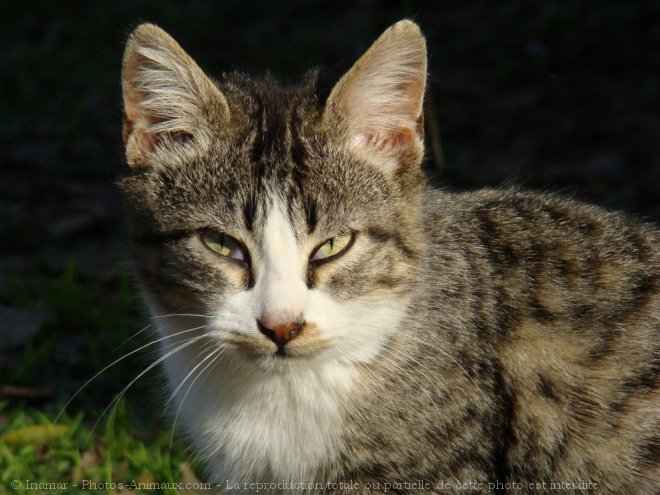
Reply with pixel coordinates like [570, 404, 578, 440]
[0, 0, 658, 431]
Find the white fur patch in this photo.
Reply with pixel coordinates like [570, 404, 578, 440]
[154, 315, 357, 486]
[253, 198, 309, 326]
[148, 194, 409, 486]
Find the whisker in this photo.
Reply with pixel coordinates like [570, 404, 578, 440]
[120, 305, 194, 345]
[169, 348, 225, 450]
[54, 324, 208, 424]
[151, 313, 211, 320]
[370, 341, 450, 410]
[162, 342, 224, 413]
[336, 319, 476, 389]
[116, 320, 156, 349]
[403, 333, 478, 388]
[91, 333, 210, 437]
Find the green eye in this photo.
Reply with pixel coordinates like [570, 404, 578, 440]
[311, 233, 354, 262]
[201, 231, 246, 261]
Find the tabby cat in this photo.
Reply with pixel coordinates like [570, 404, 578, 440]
[119, 20, 659, 494]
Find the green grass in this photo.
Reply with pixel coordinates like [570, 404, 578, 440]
[0, 401, 205, 494]
[0, 262, 213, 493]
[1, 1, 656, 492]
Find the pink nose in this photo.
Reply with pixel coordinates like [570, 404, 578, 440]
[257, 319, 304, 348]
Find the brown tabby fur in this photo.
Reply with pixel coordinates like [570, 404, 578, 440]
[119, 20, 659, 494]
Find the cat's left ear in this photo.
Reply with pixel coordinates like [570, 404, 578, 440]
[324, 20, 427, 172]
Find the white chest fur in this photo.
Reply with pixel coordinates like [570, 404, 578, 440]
[154, 317, 356, 486]
[205, 364, 353, 484]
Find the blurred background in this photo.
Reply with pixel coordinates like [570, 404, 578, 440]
[0, 0, 658, 491]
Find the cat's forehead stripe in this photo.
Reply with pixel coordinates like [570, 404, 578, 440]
[305, 199, 318, 234]
[242, 199, 256, 231]
[236, 79, 313, 172]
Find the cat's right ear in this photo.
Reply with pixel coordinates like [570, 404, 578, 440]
[121, 24, 229, 168]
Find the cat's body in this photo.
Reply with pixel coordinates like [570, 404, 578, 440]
[120, 21, 659, 494]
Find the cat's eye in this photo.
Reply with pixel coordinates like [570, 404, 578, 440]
[311, 233, 354, 262]
[200, 231, 246, 262]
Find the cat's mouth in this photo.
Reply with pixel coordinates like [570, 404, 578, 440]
[275, 347, 289, 358]
[224, 328, 332, 363]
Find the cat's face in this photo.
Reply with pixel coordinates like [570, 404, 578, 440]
[120, 22, 427, 371]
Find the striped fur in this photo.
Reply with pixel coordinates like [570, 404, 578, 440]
[120, 21, 659, 494]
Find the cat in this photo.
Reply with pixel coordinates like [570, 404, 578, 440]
[119, 20, 659, 494]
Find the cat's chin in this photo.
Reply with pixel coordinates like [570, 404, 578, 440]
[224, 341, 335, 373]
[261, 347, 324, 363]
[254, 352, 300, 373]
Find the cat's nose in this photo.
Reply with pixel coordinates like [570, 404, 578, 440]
[257, 319, 304, 348]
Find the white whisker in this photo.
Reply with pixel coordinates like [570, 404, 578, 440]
[169, 348, 225, 450]
[91, 332, 210, 435]
[54, 324, 208, 424]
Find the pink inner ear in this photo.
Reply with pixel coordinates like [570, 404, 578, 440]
[350, 128, 415, 156]
[124, 106, 194, 157]
[350, 132, 370, 149]
[122, 117, 134, 143]
[123, 111, 158, 153]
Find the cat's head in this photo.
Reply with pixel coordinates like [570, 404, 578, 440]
[119, 21, 427, 371]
